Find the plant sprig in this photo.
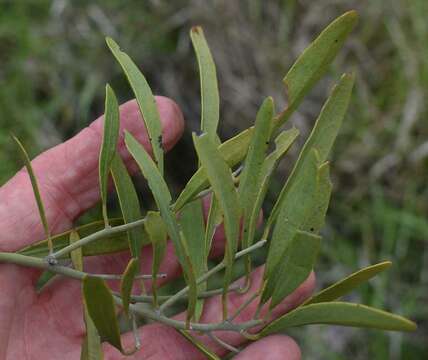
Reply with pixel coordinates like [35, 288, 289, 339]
[0, 10, 417, 359]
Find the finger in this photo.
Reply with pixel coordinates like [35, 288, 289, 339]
[103, 266, 315, 359]
[234, 335, 301, 360]
[0, 96, 184, 252]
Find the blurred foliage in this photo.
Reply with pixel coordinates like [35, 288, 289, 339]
[0, 0, 427, 358]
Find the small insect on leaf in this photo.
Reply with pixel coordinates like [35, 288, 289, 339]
[99, 84, 120, 227]
[304, 261, 392, 305]
[106, 37, 164, 174]
[274, 11, 359, 129]
[83, 276, 123, 351]
[259, 302, 417, 336]
[12, 135, 52, 253]
[120, 258, 139, 317]
[193, 133, 241, 319]
[191, 26, 221, 146]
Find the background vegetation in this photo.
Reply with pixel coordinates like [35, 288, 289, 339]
[0, 0, 426, 358]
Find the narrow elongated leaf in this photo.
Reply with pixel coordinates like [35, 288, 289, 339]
[124, 132, 197, 320]
[204, 196, 222, 258]
[120, 258, 139, 316]
[81, 307, 104, 360]
[73, 233, 103, 360]
[305, 261, 392, 305]
[70, 230, 83, 272]
[263, 149, 319, 296]
[144, 211, 168, 308]
[273, 11, 358, 129]
[111, 153, 146, 258]
[13, 136, 52, 251]
[303, 161, 332, 233]
[239, 97, 274, 253]
[180, 199, 207, 321]
[259, 302, 417, 336]
[178, 330, 220, 360]
[269, 230, 321, 308]
[190, 26, 220, 145]
[106, 37, 164, 174]
[99, 84, 120, 226]
[268, 73, 355, 229]
[173, 127, 254, 212]
[18, 218, 150, 259]
[193, 133, 241, 319]
[83, 276, 122, 351]
[247, 128, 299, 248]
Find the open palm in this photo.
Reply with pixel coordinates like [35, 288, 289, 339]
[0, 97, 314, 359]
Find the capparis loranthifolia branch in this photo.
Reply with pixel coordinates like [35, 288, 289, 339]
[0, 252, 163, 281]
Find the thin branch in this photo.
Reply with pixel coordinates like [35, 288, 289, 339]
[159, 239, 267, 314]
[227, 293, 258, 322]
[46, 217, 146, 261]
[207, 332, 240, 354]
[113, 284, 241, 304]
[114, 296, 263, 332]
[0, 252, 162, 282]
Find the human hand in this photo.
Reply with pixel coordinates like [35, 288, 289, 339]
[0, 97, 315, 359]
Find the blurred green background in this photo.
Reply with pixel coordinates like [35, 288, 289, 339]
[0, 0, 427, 358]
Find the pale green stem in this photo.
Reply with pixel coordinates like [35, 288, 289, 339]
[47, 218, 146, 261]
[0, 252, 160, 281]
[207, 332, 240, 354]
[114, 284, 241, 304]
[159, 239, 267, 314]
[114, 296, 263, 332]
[227, 292, 258, 322]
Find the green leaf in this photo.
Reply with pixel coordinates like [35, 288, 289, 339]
[120, 258, 139, 317]
[190, 26, 221, 145]
[180, 199, 207, 321]
[268, 230, 321, 308]
[106, 37, 164, 174]
[124, 132, 197, 322]
[144, 211, 168, 308]
[81, 307, 104, 360]
[259, 302, 417, 336]
[99, 84, 120, 226]
[204, 196, 222, 258]
[239, 97, 274, 253]
[173, 127, 254, 212]
[70, 230, 83, 272]
[304, 261, 392, 305]
[178, 329, 220, 360]
[303, 161, 332, 233]
[263, 149, 319, 297]
[193, 133, 241, 319]
[246, 128, 299, 249]
[274, 11, 358, 129]
[13, 136, 52, 251]
[18, 218, 146, 259]
[268, 72, 355, 229]
[35, 271, 56, 292]
[111, 153, 146, 258]
[83, 276, 122, 351]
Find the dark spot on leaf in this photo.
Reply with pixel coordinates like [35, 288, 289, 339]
[310, 227, 314, 232]
[335, 39, 338, 43]
[158, 135, 163, 150]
